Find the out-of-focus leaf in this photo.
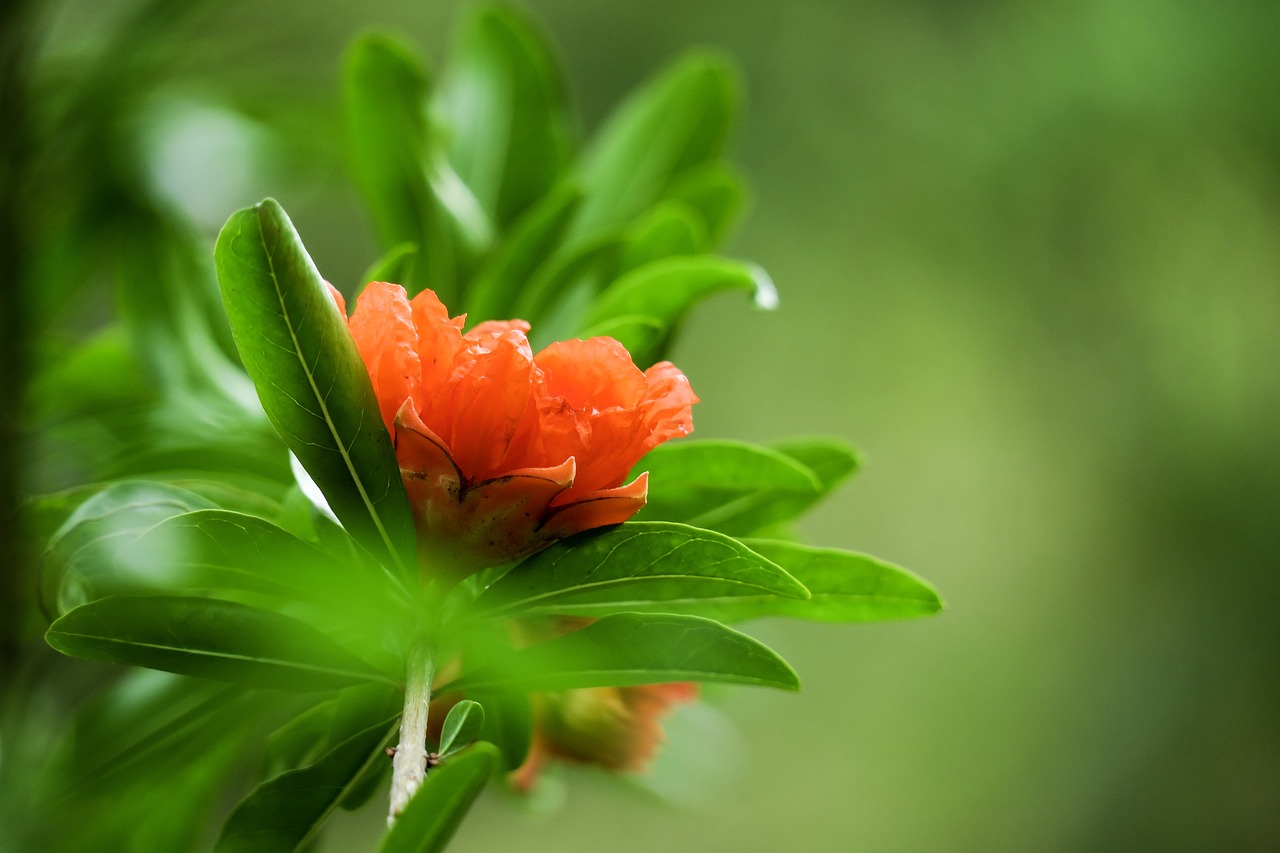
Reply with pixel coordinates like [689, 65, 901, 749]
[358, 242, 419, 294]
[40, 481, 215, 615]
[450, 613, 800, 692]
[463, 182, 582, 321]
[438, 699, 484, 757]
[215, 717, 399, 853]
[616, 200, 709, 277]
[46, 596, 389, 691]
[439, 5, 573, 227]
[513, 231, 622, 331]
[330, 683, 405, 811]
[467, 690, 531, 772]
[573, 53, 739, 239]
[624, 540, 944, 624]
[478, 521, 807, 616]
[575, 314, 666, 360]
[264, 700, 337, 778]
[706, 437, 862, 536]
[214, 199, 416, 577]
[380, 743, 498, 853]
[663, 162, 748, 245]
[343, 33, 443, 299]
[581, 255, 777, 364]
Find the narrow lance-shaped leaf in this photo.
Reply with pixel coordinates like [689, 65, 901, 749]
[448, 612, 800, 693]
[437, 699, 484, 756]
[439, 5, 574, 226]
[214, 199, 416, 575]
[215, 717, 400, 853]
[663, 161, 748, 246]
[478, 521, 807, 616]
[358, 242, 419, 295]
[463, 182, 582, 321]
[344, 33, 455, 301]
[604, 540, 943, 624]
[615, 199, 709, 277]
[46, 596, 390, 691]
[380, 744, 499, 853]
[572, 53, 739, 240]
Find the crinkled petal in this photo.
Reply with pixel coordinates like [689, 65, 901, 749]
[348, 283, 421, 432]
[410, 288, 467, 435]
[468, 319, 532, 339]
[639, 360, 698, 451]
[446, 330, 536, 481]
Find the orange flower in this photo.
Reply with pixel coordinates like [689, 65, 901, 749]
[333, 282, 698, 575]
[510, 682, 698, 791]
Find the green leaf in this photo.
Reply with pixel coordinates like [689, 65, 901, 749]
[216, 717, 399, 853]
[214, 198, 416, 576]
[627, 540, 944, 624]
[439, 5, 573, 227]
[358, 242, 419, 293]
[636, 439, 822, 529]
[466, 690, 531, 771]
[450, 612, 800, 692]
[770, 436, 862, 493]
[344, 34, 435, 292]
[573, 53, 739, 239]
[478, 521, 807, 617]
[663, 162, 748, 246]
[576, 314, 666, 361]
[437, 699, 485, 757]
[265, 700, 337, 778]
[581, 255, 777, 364]
[616, 200, 709, 276]
[46, 596, 388, 691]
[463, 182, 582, 321]
[513, 231, 623, 331]
[380, 743, 498, 853]
[40, 481, 216, 615]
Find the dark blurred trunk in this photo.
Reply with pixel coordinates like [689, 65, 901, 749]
[0, 0, 33, 692]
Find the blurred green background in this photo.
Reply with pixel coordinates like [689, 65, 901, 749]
[5, 0, 1279, 849]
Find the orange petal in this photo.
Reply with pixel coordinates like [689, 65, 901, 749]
[639, 361, 698, 451]
[445, 330, 536, 481]
[409, 288, 467, 435]
[348, 282, 422, 433]
[393, 400, 462, 490]
[468, 319, 532, 339]
[542, 472, 648, 538]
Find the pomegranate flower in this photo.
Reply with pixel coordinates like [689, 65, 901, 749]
[331, 282, 698, 575]
[511, 682, 698, 791]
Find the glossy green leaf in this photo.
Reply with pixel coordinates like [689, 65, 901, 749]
[343, 33, 444, 298]
[636, 439, 822, 528]
[358, 242, 419, 293]
[380, 743, 499, 853]
[330, 683, 405, 811]
[439, 5, 573, 226]
[463, 182, 582, 321]
[215, 717, 399, 853]
[46, 596, 388, 691]
[479, 521, 807, 616]
[706, 437, 862, 536]
[214, 199, 416, 575]
[582, 255, 777, 363]
[450, 612, 800, 692]
[625, 540, 943, 624]
[438, 699, 484, 756]
[573, 53, 739, 239]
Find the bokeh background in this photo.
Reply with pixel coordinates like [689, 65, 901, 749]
[4, 0, 1279, 850]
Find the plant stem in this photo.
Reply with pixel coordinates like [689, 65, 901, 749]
[388, 641, 434, 825]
